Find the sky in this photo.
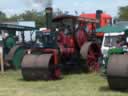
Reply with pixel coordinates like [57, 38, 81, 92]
[0, 0, 128, 17]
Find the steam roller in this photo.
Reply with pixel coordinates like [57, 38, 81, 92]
[20, 7, 101, 81]
[6, 45, 26, 69]
[107, 54, 128, 90]
[21, 53, 61, 80]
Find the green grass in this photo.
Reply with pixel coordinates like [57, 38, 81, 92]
[0, 70, 128, 96]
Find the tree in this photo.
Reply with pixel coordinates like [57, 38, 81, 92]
[9, 10, 46, 28]
[0, 11, 7, 21]
[53, 8, 63, 17]
[64, 11, 69, 15]
[118, 6, 128, 20]
[20, 10, 45, 27]
[8, 9, 67, 27]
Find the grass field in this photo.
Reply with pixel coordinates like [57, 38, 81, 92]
[0, 70, 128, 96]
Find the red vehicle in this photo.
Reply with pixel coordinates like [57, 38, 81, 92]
[80, 10, 112, 37]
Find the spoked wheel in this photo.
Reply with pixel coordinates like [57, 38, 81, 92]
[86, 46, 99, 72]
[21, 54, 61, 80]
[80, 42, 101, 72]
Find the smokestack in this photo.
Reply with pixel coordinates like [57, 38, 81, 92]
[96, 10, 103, 28]
[45, 7, 53, 29]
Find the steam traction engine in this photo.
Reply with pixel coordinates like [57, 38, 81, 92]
[21, 8, 101, 80]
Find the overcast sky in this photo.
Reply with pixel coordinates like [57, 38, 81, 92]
[0, 0, 128, 17]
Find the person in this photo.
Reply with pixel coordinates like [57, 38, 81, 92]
[115, 40, 122, 48]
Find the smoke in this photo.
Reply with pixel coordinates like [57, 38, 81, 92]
[23, 0, 52, 9]
[33, 0, 52, 7]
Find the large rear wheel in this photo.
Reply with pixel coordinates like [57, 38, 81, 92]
[80, 42, 101, 72]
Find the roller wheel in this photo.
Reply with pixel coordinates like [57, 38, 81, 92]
[21, 54, 61, 80]
[21, 55, 38, 80]
[107, 54, 128, 90]
[80, 42, 101, 72]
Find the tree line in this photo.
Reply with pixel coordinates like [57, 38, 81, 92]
[0, 6, 128, 27]
[0, 8, 70, 28]
[0, 10, 46, 28]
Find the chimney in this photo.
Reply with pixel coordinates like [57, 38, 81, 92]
[96, 10, 103, 28]
[45, 7, 53, 29]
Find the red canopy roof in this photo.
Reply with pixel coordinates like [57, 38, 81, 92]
[80, 13, 112, 19]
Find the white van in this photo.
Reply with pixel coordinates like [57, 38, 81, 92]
[101, 32, 126, 67]
[101, 32, 125, 57]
